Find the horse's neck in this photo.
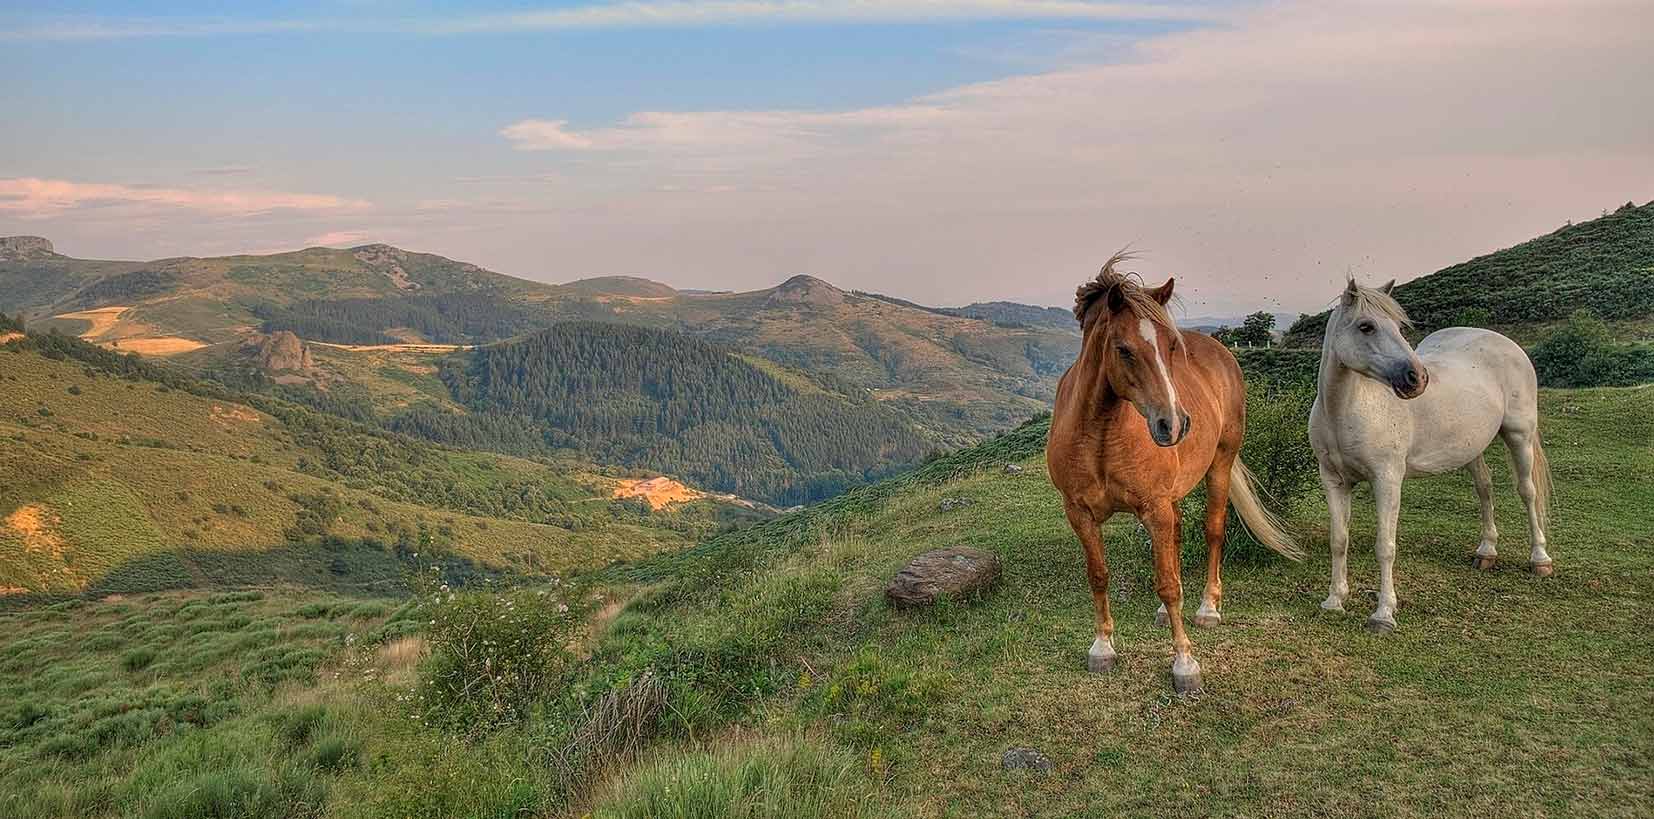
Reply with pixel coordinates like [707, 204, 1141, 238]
[1316, 316, 1396, 425]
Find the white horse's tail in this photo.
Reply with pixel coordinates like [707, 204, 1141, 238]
[1531, 428, 1552, 531]
[1229, 459, 1305, 561]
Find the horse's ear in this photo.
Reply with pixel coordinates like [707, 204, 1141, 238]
[1148, 278, 1175, 306]
[1341, 278, 1360, 306]
[1105, 284, 1128, 314]
[1379, 279, 1396, 295]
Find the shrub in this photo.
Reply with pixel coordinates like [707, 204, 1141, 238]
[416, 581, 583, 731]
[1239, 378, 1320, 516]
[1180, 378, 1320, 557]
[1532, 309, 1654, 387]
[123, 647, 158, 672]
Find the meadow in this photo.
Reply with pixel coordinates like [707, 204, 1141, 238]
[2, 385, 1647, 817]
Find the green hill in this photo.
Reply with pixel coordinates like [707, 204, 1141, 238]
[0, 331, 764, 600]
[438, 322, 931, 506]
[2, 241, 1079, 461]
[1284, 200, 1654, 346]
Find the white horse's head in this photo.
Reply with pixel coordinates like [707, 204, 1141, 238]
[1327, 279, 1428, 400]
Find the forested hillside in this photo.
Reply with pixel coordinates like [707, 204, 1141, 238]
[441, 323, 931, 505]
[1284, 200, 1654, 346]
[0, 330, 763, 599]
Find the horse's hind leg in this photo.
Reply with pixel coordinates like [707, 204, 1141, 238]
[1064, 502, 1119, 672]
[1193, 461, 1231, 628]
[1319, 465, 1353, 613]
[1501, 427, 1554, 575]
[1468, 455, 1499, 570]
[1146, 502, 1202, 693]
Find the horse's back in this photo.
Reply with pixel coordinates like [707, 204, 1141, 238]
[1417, 326, 1538, 414]
[1406, 327, 1538, 473]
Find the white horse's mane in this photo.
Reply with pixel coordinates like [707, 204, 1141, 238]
[1339, 280, 1413, 328]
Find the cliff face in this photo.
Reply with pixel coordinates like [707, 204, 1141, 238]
[0, 236, 57, 261]
[249, 331, 315, 372]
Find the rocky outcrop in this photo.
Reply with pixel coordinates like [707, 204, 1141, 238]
[0, 236, 57, 260]
[767, 274, 844, 307]
[247, 331, 315, 372]
[885, 545, 1001, 608]
[352, 244, 421, 291]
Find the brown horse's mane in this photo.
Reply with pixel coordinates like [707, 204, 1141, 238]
[1073, 250, 1177, 334]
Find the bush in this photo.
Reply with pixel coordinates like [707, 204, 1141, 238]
[416, 579, 583, 731]
[1180, 379, 1319, 557]
[1532, 309, 1654, 387]
[1239, 379, 1320, 516]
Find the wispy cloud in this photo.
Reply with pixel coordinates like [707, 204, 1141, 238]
[1, 2, 1221, 41]
[0, 178, 371, 218]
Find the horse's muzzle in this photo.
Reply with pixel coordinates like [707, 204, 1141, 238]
[1391, 365, 1429, 400]
[1149, 409, 1191, 447]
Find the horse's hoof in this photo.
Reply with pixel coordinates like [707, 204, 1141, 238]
[1171, 656, 1203, 695]
[1529, 561, 1554, 577]
[1087, 653, 1118, 674]
[1154, 607, 1169, 627]
[1471, 555, 1497, 571]
[1193, 611, 1221, 629]
[1365, 615, 1396, 634]
[1319, 597, 1345, 614]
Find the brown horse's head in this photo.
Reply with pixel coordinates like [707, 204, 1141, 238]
[1074, 252, 1188, 447]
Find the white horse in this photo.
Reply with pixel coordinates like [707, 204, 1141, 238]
[1309, 280, 1553, 632]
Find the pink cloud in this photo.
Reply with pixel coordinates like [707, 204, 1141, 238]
[303, 230, 374, 247]
[0, 178, 371, 218]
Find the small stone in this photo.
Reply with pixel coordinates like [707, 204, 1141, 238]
[1004, 464, 1025, 475]
[1001, 747, 1053, 774]
[937, 496, 976, 512]
[886, 546, 1001, 608]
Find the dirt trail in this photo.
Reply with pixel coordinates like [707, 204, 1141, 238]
[310, 341, 472, 353]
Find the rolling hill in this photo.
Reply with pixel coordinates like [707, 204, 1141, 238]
[1, 240, 1080, 455]
[1283, 200, 1654, 346]
[0, 330, 766, 600]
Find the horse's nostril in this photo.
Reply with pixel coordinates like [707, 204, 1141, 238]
[1404, 368, 1420, 388]
[1155, 418, 1171, 439]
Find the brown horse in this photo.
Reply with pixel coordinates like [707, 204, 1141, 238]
[1046, 253, 1302, 694]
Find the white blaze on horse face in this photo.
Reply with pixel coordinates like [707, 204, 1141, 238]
[1138, 317, 1179, 420]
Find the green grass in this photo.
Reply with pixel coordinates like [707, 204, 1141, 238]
[558, 386, 1652, 818]
[2, 387, 1647, 817]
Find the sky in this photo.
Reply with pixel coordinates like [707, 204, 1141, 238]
[3, 0, 1651, 316]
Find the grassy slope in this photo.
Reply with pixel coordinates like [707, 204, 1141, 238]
[0, 344, 725, 597]
[1284, 201, 1654, 346]
[0, 388, 1647, 817]
[578, 386, 1652, 817]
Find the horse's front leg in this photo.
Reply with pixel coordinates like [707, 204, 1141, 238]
[1319, 466, 1353, 613]
[1367, 472, 1403, 633]
[1063, 502, 1118, 673]
[1146, 502, 1201, 693]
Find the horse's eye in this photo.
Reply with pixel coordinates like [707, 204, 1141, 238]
[1358, 322, 1375, 334]
[1116, 346, 1133, 359]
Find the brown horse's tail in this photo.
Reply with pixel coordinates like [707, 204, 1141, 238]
[1229, 459, 1305, 561]
[1530, 428, 1552, 531]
